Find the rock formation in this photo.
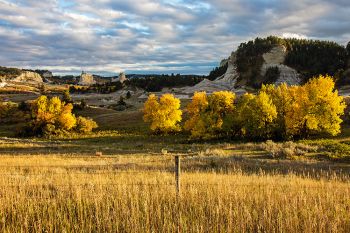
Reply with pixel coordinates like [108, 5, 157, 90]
[12, 71, 43, 84]
[118, 72, 127, 83]
[261, 45, 300, 85]
[178, 44, 301, 96]
[0, 81, 7, 88]
[112, 72, 128, 83]
[78, 71, 96, 85]
[179, 52, 245, 95]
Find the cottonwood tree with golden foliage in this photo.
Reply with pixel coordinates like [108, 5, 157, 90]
[232, 92, 277, 139]
[299, 75, 345, 137]
[261, 75, 345, 139]
[184, 92, 208, 138]
[143, 94, 182, 133]
[22, 95, 97, 137]
[185, 75, 345, 140]
[185, 91, 235, 139]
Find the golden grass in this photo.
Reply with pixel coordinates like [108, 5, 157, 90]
[0, 155, 348, 232]
[0, 104, 350, 231]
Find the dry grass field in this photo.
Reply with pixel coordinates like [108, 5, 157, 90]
[0, 105, 350, 232]
[0, 155, 349, 232]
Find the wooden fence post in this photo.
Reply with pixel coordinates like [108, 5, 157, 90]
[175, 155, 180, 194]
[175, 155, 181, 233]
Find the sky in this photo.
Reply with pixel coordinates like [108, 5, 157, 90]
[0, 0, 349, 76]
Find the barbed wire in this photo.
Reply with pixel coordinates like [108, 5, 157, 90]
[0, 157, 174, 167]
[0, 183, 176, 188]
[0, 170, 173, 175]
[0, 183, 345, 188]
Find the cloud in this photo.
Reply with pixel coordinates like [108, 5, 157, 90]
[0, 0, 349, 75]
[282, 33, 308, 39]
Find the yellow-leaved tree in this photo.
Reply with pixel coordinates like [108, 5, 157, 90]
[185, 91, 235, 139]
[301, 75, 345, 137]
[184, 92, 208, 138]
[261, 83, 292, 139]
[262, 75, 346, 139]
[234, 92, 277, 139]
[143, 94, 182, 133]
[23, 95, 97, 137]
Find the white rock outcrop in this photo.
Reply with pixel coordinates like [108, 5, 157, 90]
[171, 45, 301, 96]
[12, 71, 43, 84]
[118, 72, 127, 83]
[79, 72, 96, 85]
[0, 81, 7, 88]
[261, 45, 301, 85]
[180, 52, 245, 95]
[111, 72, 128, 83]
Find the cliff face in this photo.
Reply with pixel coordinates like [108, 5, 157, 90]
[261, 45, 300, 86]
[179, 44, 301, 95]
[12, 71, 43, 84]
[180, 52, 245, 95]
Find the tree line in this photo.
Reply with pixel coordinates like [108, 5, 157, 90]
[143, 75, 346, 140]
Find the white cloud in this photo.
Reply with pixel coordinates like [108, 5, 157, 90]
[0, 0, 349, 75]
[282, 33, 308, 39]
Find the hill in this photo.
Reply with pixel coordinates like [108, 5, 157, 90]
[187, 36, 350, 93]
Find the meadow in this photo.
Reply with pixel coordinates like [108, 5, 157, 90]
[0, 105, 350, 232]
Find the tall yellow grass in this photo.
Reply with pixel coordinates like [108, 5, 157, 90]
[0, 156, 349, 232]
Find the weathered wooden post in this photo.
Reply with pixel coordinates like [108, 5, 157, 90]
[175, 155, 181, 233]
[175, 155, 180, 194]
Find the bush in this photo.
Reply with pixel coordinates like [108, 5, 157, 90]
[260, 140, 318, 159]
[75, 116, 98, 133]
[0, 102, 27, 123]
[62, 90, 73, 104]
[126, 91, 131, 99]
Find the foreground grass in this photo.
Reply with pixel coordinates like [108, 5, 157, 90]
[0, 156, 349, 232]
[1, 107, 350, 231]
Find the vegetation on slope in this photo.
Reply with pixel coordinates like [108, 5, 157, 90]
[0, 66, 22, 79]
[234, 36, 349, 88]
[207, 62, 228, 81]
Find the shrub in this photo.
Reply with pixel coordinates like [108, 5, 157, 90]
[118, 96, 126, 106]
[260, 140, 318, 159]
[62, 90, 73, 104]
[0, 102, 27, 123]
[126, 91, 132, 99]
[75, 116, 98, 133]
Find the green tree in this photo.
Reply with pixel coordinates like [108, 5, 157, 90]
[126, 91, 132, 99]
